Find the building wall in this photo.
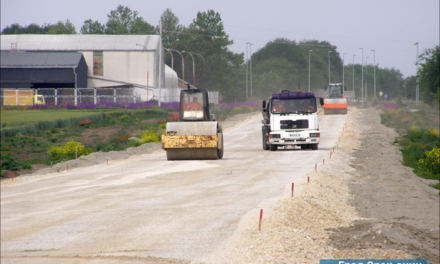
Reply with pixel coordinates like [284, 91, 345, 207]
[81, 51, 158, 89]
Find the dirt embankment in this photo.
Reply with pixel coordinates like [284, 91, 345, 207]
[332, 108, 439, 263]
[207, 107, 439, 264]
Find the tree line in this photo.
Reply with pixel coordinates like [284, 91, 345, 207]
[2, 5, 438, 105]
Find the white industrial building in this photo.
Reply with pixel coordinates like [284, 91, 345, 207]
[1, 35, 181, 102]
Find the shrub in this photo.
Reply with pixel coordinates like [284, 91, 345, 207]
[140, 131, 160, 143]
[398, 137, 412, 147]
[418, 147, 440, 175]
[1, 153, 21, 170]
[48, 140, 89, 161]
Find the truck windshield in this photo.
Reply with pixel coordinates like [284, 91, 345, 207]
[181, 92, 205, 120]
[271, 98, 317, 114]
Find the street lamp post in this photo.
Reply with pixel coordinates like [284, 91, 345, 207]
[328, 51, 332, 84]
[169, 49, 184, 87]
[183, 51, 195, 88]
[366, 56, 369, 102]
[371, 50, 376, 98]
[164, 48, 174, 88]
[192, 52, 205, 64]
[352, 55, 356, 92]
[416, 43, 420, 104]
[360, 48, 364, 108]
[250, 43, 253, 97]
[246, 42, 250, 98]
[342, 53, 347, 91]
[308, 50, 313, 92]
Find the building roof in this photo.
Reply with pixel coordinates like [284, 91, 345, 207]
[1, 35, 160, 52]
[1, 52, 83, 68]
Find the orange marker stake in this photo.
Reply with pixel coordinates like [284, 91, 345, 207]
[12, 172, 14, 182]
[66, 165, 68, 171]
[315, 164, 317, 171]
[292, 183, 294, 197]
[137, 149, 139, 155]
[259, 209, 263, 231]
[308, 176, 310, 183]
[323, 159, 325, 165]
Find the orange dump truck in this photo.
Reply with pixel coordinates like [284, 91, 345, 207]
[2, 89, 45, 106]
[323, 83, 347, 115]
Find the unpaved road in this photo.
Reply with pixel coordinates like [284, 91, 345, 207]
[2, 108, 438, 264]
[1, 111, 346, 263]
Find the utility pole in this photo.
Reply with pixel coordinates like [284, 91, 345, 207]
[371, 50, 376, 97]
[414, 42, 419, 105]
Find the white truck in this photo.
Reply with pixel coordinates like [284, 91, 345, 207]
[261, 90, 323, 151]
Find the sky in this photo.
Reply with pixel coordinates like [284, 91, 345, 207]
[1, 0, 438, 78]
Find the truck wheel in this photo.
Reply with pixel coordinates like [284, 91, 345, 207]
[311, 144, 318, 150]
[217, 126, 224, 159]
[269, 144, 277, 151]
[262, 127, 269, 150]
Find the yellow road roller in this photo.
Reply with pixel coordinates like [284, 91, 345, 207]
[162, 88, 224, 160]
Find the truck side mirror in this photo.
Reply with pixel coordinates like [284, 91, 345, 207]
[262, 100, 266, 109]
[319, 98, 324, 106]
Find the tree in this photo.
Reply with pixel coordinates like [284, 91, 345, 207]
[403, 76, 417, 100]
[190, 9, 233, 52]
[46, 19, 76, 34]
[130, 17, 155, 34]
[104, 5, 154, 34]
[80, 19, 105, 34]
[166, 10, 243, 101]
[2, 23, 52, 34]
[418, 45, 440, 107]
[250, 39, 342, 98]
[160, 8, 182, 48]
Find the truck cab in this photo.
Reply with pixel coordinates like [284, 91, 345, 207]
[262, 90, 321, 151]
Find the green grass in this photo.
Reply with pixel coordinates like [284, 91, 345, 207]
[0, 108, 167, 138]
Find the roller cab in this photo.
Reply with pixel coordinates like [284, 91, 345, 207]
[162, 88, 224, 160]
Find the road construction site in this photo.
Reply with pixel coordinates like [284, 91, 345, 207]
[1, 108, 439, 264]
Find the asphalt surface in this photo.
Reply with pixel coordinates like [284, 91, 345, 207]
[1, 112, 347, 263]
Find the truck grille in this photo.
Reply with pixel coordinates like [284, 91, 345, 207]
[280, 120, 309, 129]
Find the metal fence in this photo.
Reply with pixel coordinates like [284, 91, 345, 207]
[0, 87, 220, 106]
[0, 88, 137, 106]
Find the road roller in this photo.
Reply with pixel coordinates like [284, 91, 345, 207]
[162, 88, 224, 160]
[323, 83, 348, 115]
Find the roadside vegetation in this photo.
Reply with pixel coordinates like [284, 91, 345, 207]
[0, 102, 259, 178]
[377, 102, 439, 191]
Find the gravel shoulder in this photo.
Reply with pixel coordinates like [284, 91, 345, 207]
[204, 107, 439, 263]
